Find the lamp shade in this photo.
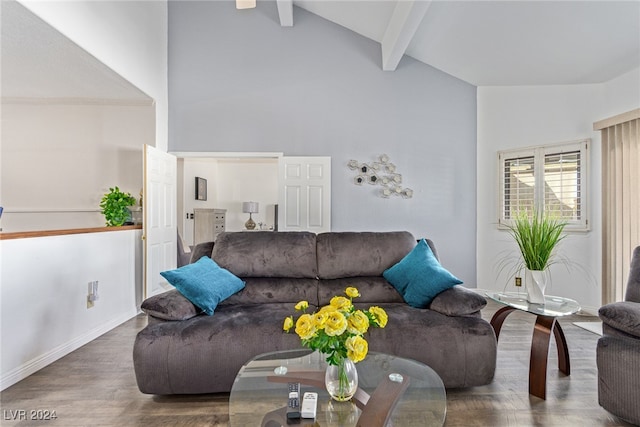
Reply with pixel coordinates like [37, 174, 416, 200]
[236, 0, 256, 9]
[242, 202, 259, 214]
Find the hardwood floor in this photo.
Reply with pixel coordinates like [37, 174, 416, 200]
[0, 299, 634, 426]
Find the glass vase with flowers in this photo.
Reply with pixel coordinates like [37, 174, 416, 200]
[283, 287, 388, 401]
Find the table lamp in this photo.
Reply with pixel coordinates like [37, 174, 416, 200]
[242, 201, 259, 230]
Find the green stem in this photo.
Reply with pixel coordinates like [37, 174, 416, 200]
[338, 359, 348, 400]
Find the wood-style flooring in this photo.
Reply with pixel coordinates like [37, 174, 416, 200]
[0, 298, 634, 426]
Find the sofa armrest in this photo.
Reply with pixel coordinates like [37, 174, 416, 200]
[428, 285, 487, 317]
[141, 289, 202, 321]
[189, 241, 214, 264]
[598, 301, 640, 339]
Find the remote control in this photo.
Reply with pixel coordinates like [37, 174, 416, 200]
[300, 392, 318, 419]
[286, 383, 301, 420]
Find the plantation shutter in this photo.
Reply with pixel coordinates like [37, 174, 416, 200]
[502, 154, 535, 220]
[498, 140, 588, 230]
[543, 150, 582, 221]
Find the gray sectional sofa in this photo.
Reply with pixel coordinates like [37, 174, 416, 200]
[133, 231, 496, 395]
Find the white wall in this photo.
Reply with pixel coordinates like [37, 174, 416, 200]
[178, 158, 279, 245]
[601, 67, 640, 117]
[477, 67, 640, 313]
[18, 0, 169, 151]
[0, 229, 143, 390]
[180, 158, 220, 244]
[0, 2, 168, 389]
[215, 159, 279, 232]
[1, 103, 153, 232]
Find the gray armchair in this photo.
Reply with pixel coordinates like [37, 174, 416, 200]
[597, 246, 640, 425]
[177, 231, 214, 267]
[177, 231, 191, 268]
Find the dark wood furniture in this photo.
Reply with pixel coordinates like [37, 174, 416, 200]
[486, 292, 580, 400]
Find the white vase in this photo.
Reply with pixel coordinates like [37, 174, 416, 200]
[525, 269, 547, 304]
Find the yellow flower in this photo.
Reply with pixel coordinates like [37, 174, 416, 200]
[345, 335, 368, 363]
[313, 311, 329, 329]
[283, 316, 294, 332]
[295, 300, 309, 311]
[330, 296, 352, 311]
[347, 310, 369, 335]
[369, 306, 388, 328]
[318, 304, 338, 313]
[295, 314, 316, 340]
[324, 311, 347, 336]
[345, 287, 360, 298]
[284, 288, 388, 366]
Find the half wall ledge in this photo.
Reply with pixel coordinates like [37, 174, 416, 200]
[0, 225, 142, 240]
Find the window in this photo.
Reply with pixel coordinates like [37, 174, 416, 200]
[498, 139, 589, 231]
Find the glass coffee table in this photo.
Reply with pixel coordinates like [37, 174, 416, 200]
[486, 292, 581, 400]
[229, 349, 446, 426]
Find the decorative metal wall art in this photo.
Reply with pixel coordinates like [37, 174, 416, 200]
[348, 154, 413, 199]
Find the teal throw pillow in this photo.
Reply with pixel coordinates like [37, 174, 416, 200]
[160, 256, 245, 315]
[383, 239, 462, 308]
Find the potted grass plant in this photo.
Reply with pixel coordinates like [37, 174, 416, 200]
[504, 210, 567, 303]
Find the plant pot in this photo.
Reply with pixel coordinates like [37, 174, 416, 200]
[127, 206, 143, 225]
[325, 357, 358, 402]
[525, 268, 547, 304]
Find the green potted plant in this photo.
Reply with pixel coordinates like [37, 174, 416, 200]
[504, 210, 567, 303]
[100, 186, 137, 227]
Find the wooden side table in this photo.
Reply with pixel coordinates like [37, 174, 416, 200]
[486, 292, 580, 400]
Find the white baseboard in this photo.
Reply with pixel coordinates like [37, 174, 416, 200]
[576, 305, 599, 316]
[573, 321, 603, 335]
[0, 309, 137, 391]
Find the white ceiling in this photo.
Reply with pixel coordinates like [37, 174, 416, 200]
[1, 0, 639, 102]
[0, 0, 151, 102]
[292, 0, 640, 86]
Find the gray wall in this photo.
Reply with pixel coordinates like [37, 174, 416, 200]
[169, 1, 478, 285]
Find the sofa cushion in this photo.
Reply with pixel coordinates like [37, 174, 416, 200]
[429, 285, 486, 317]
[317, 277, 404, 306]
[141, 289, 201, 321]
[133, 303, 305, 395]
[160, 256, 245, 315]
[316, 231, 416, 279]
[212, 231, 318, 278]
[383, 239, 462, 308]
[220, 277, 319, 306]
[599, 302, 640, 339]
[366, 303, 497, 388]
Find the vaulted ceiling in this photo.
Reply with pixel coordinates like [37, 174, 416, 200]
[2, 0, 639, 101]
[285, 0, 640, 85]
[0, 0, 151, 102]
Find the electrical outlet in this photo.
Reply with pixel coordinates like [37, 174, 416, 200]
[515, 277, 522, 287]
[87, 281, 99, 308]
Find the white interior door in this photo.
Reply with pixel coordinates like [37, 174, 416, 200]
[144, 145, 177, 298]
[278, 156, 331, 233]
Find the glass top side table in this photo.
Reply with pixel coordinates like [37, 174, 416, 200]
[486, 292, 581, 400]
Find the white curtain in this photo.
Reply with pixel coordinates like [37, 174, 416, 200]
[597, 110, 640, 304]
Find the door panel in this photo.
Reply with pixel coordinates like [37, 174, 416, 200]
[284, 185, 301, 228]
[308, 185, 323, 228]
[278, 156, 331, 233]
[144, 145, 177, 298]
